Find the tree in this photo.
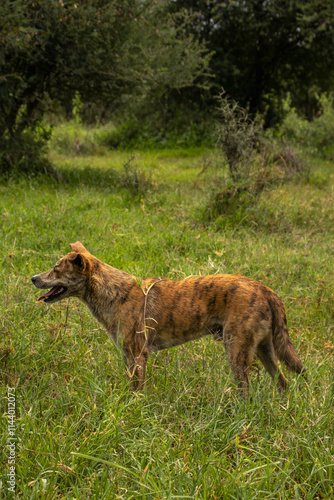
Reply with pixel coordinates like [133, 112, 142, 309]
[0, 0, 211, 173]
[170, 0, 334, 120]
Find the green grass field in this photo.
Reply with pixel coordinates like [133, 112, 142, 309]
[1, 134, 334, 499]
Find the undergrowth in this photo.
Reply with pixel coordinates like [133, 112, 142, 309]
[0, 98, 333, 499]
[278, 93, 334, 159]
[202, 93, 312, 220]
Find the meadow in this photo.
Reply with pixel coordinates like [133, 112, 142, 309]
[0, 123, 333, 499]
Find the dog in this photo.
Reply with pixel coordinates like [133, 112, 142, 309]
[31, 241, 307, 393]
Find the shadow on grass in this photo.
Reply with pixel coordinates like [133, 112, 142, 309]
[58, 158, 155, 198]
[1, 160, 154, 200]
[59, 164, 122, 191]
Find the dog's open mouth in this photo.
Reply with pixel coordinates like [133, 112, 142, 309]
[38, 286, 67, 302]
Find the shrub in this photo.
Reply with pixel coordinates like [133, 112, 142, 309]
[205, 92, 310, 218]
[215, 92, 264, 183]
[279, 93, 334, 158]
[96, 110, 215, 151]
[0, 124, 52, 177]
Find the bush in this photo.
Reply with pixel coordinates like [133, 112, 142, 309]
[0, 125, 52, 177]
[205, 93, 310, 218]
[215, 92, 264, 183]
[96, 109, 215, 151]
[279, 93, 334, 158]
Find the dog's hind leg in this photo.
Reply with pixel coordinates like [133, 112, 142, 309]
[256, 338, 288, 393]
[224, 327, 255, 397]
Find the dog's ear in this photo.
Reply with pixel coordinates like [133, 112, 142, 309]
[68, 252, 87, 271]
[70, 241, 88, 254]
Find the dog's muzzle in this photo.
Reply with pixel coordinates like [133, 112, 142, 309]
[31, 276, 68, 302]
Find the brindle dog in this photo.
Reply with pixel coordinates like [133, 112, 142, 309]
[31, 242, 307, 393]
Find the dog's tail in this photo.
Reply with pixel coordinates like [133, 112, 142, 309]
[269, 297, 307, 380]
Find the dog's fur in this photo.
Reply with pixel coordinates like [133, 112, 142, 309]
[31, 241, 307, 393]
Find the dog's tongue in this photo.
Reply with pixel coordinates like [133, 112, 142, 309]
[38, 286, 62, 302]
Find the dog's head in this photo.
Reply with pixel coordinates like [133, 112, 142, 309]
[31, 241, 91, 304]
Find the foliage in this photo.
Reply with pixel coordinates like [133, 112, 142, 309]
[48, 117, 215, 157]
[0, 123, 52, 176]
[95, 112, 215, 150]
[1, 147, 334, 498]
[2, 0, 334, 174]
[215, 92, 264, 183]
[278, 93, 334, 158]
[0, 0, 211, 173]
[170, 0, 334, 119]
[209, 93, 310, 218]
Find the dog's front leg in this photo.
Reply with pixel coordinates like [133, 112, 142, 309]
[123, 344, 149, 391]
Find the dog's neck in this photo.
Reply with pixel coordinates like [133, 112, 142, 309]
[79, 262, 139, 337]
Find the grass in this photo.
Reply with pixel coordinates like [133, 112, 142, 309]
[0, 129, 334, 498]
